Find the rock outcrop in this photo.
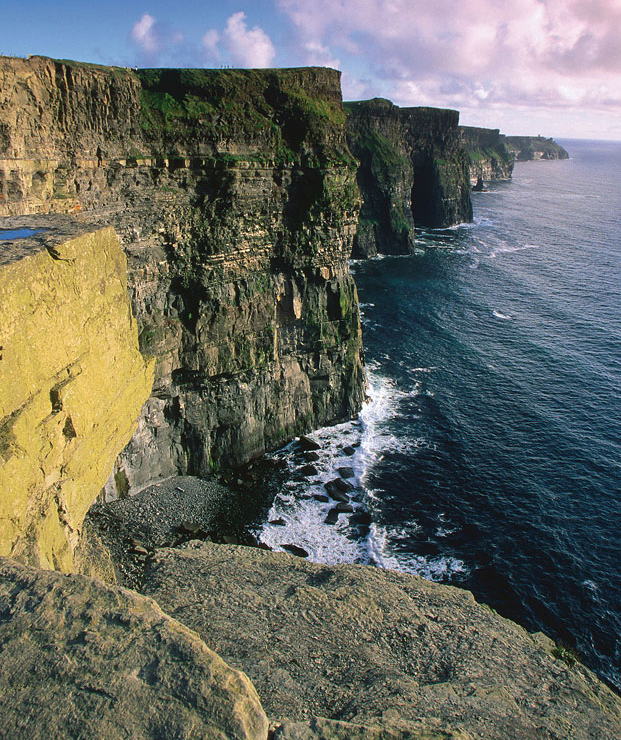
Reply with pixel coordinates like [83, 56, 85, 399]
[345, 98, 472, 258]
[505, 135, 569, 161]
[142, 541, 621, 740]
[459, 126, 514, 184]
[0, 555, 268, 740]
[0, 219, 154, 571]
[0, 56, 365, 497]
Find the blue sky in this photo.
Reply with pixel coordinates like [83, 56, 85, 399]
[3, 0, 620, 140]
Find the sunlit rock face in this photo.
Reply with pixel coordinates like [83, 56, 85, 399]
[0, 56, 365, 498]
[0, 220, 154, 570]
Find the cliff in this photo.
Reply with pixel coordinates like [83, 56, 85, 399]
[345, 98, 472, 258]
[459, 125, 514, 184]
[505, 135, 569, 161]
[0, 56, 365, 497]
[0, 219, 154, 571]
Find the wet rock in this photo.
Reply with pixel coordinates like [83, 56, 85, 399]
[281, 544, 309, 558]
[337, 467, 355, 479]
[350, 511, 373, 527]
[335, 503, 354, 513]
[302, 451, 320, 462]
[298, 465, 319, 477]
[269, 518, 287, 526]
[298, 436, 321, 452]
[324, 509, 340, 525]
[324, 479, 352, 501]
[313, 494, 330, 503]
[343, 447, 356, 456]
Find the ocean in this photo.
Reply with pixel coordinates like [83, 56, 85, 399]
[257, 138, 621, 691]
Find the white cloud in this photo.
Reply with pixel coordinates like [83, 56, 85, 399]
[276, 0, 621, 134]
[222, 12, 276, 68]
[301, 40, 340, 69]
[130, 13, 185, 62]
[202, 29, 220, 60]
[131, 13, 159, 55]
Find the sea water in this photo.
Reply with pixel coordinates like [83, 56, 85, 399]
[258, 139, 621, 691]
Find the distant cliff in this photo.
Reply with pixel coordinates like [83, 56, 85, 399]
[345, 98, 472, 258]
[460, 125, 514, 184]
[505, 135, 569, 161]
[0, 56, 365, 498]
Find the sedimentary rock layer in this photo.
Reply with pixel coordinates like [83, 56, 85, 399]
[0, 56, 365, 497]
[0, 556, 268, 740]
[0, 219, 154, 570]
[459, 126, 514, 184]
[143, 541, 621, 740]
[345, 98, 472, 258]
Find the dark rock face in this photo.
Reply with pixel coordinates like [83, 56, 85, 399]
[460, 126, 514, 184]
[505, 135, 569, 161]
[345, 99, 472, 258]
[344, 99, 415, 258]
[0, 56, 365, 496]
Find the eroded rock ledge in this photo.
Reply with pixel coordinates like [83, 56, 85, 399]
[2, 544, 619, 740]
[142, 542, 621, 740]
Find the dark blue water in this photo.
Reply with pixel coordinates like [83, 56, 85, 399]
[260, 139, 621, 691]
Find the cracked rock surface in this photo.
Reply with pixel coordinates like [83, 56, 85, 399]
[0, 556, 268, 740]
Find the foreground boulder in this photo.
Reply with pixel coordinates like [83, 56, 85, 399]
[143, 542, 621, 739]
[0, 557, 268, 740]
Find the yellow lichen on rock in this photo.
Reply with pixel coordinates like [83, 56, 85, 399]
[0, 225, 154, 571]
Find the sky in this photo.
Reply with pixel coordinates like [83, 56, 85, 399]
[3, 0, 620, 140]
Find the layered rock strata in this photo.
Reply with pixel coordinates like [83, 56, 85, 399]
[0, 56, 365, 497]
[142, 541, 621, 740]
[345, 98, 472, 258]
[0, 218, 154, 571]
[505, 135, 569, 161]
[459, 125, 514, 184]
[0, 556, 268, 740]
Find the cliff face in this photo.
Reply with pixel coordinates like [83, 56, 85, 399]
[344, 99, 415, 258]
[505, 135, 569, 161]
[460, 126, 514, 184]
[345, 99, 472, 258]
[0, 56, 365, 497]
[0, 220, 154, 570]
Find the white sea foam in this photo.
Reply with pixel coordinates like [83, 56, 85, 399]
[492, 309, 512, 320]
[258, 367, 456, 581]
[582, 579, 599, 592]
[365, 523, 466, 581]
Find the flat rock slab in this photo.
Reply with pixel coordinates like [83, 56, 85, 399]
[142, 542, 621, 739]
[0, 556, 268, 740]
[273, 717, 469, 740]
